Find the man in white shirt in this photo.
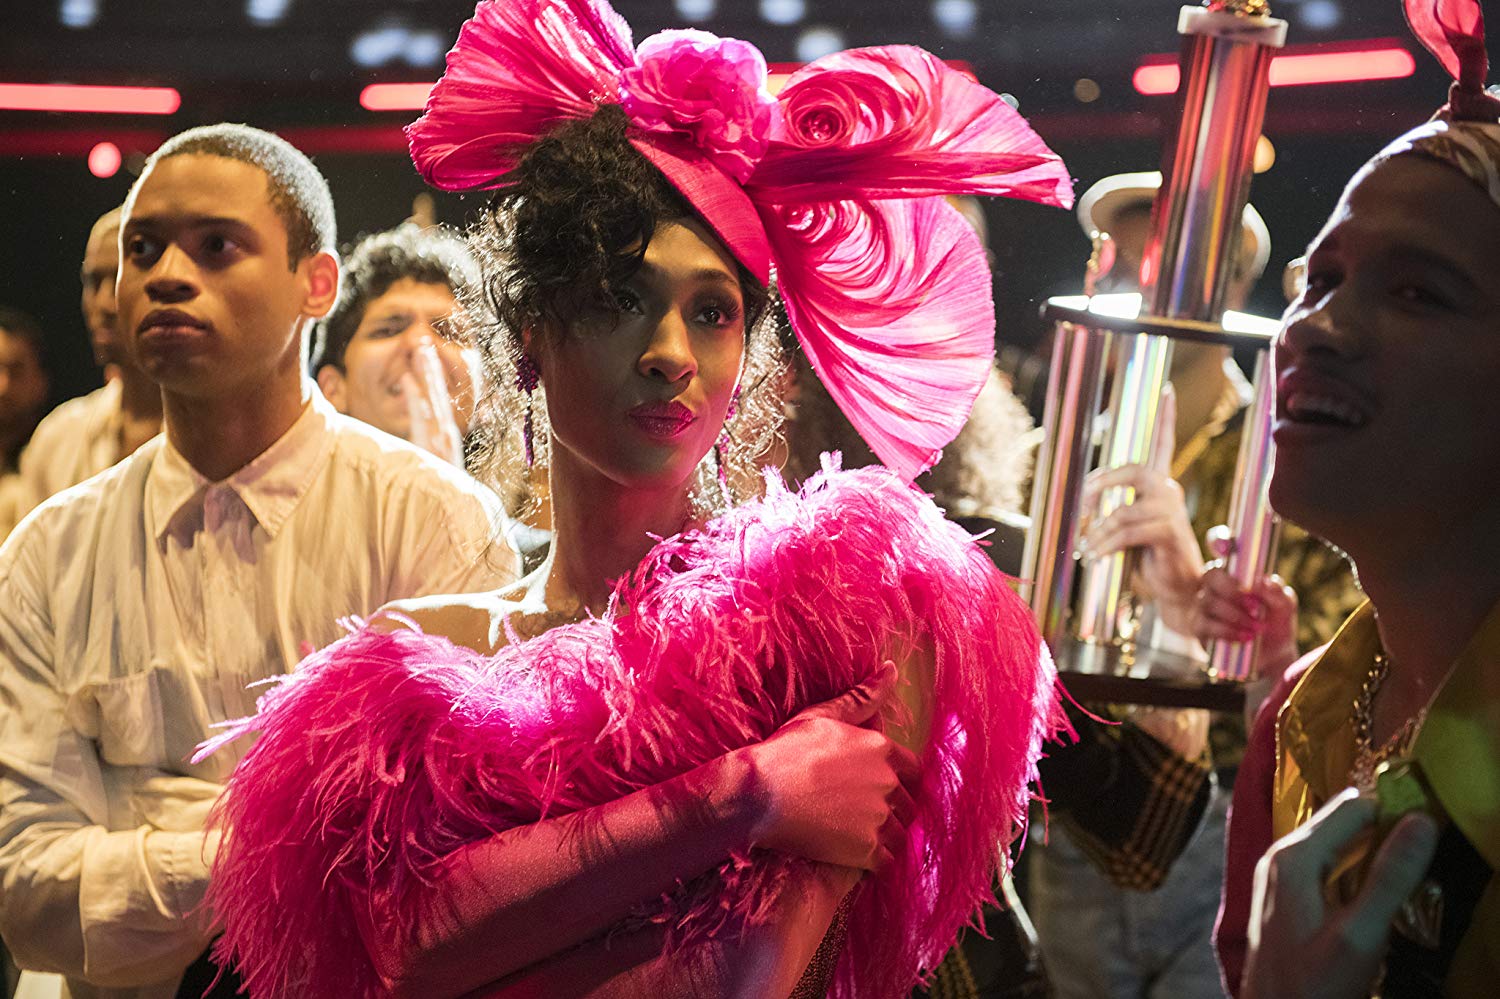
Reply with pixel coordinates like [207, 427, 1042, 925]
[0, 308, 50, 538]
[0, 123, 519, 999]
[11, 207, 164, 528]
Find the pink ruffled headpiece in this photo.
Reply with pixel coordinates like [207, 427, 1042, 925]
[406, 0, 1073, 480]
[1363, 0, 1500, 212]
[1404, 0, 1499, 122]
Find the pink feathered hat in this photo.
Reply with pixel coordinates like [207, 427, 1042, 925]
[406, 0, 1074, 480]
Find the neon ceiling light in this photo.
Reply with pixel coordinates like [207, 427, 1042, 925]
[1133, 44, 1416, 95]
[359, 83, 434, 111]
[0, 83, 181, 114]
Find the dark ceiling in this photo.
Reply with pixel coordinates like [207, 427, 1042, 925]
[0, 0, 1439, 133]
[0, 0, 1455, 406]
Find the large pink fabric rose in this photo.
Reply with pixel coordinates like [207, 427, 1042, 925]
[619, 29, 778, 184]
[743, 46, 1072, 481]
[752, 47, 1073, 209]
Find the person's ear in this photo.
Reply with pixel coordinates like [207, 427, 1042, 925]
[315, 364, 348, 413]
[299, 251, 340, 319]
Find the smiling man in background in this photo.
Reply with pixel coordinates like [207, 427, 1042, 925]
[310, 223, 481, 468]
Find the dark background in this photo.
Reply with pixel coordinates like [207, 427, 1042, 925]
[0, 0, 1449, 409]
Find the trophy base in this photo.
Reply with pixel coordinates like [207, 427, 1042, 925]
[1053, 636, 1246, 712]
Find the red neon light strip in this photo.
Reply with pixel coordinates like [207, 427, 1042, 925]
[1268, 48, 1416, 86]
[0, 83, 181, 114]
[1132, 64, 1182, 95]
[1133, 44, 1415, 95]
[360, 83, 435, 111]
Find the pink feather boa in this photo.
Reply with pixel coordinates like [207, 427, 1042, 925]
[201, 461, 1062, 997]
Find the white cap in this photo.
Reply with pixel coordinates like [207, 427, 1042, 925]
[1075, 170, 1271, 281]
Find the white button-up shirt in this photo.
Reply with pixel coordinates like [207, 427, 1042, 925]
[16, 381, 125, 520]
[0, 387, 518, 999]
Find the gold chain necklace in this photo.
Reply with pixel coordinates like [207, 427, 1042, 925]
[1350, 648, 1426, 791]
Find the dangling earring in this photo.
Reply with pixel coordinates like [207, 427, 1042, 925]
[516, 353, 540, 467]
[716, 387, 740, 504]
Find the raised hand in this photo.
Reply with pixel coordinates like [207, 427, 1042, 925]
[1080, 388, 1204, 635]
[403, 339, 466, 467]
[1195, 565, 1300, 678]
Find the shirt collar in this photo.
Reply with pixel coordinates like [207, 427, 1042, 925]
[1282, 595, 1500, 871]
[1279, 600, 1379, 804]
[1412, 595, 1500, 871]
[147, 382, 337, 542]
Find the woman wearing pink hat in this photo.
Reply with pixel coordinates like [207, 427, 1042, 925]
[200, 2, 1077, 996]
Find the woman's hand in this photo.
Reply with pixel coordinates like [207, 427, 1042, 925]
[1079, 390, 1203, 635]
[381, 667, 920, 997]
[743, 664, 920, 872]
[1080, 462, 1204, 633]
[1195, 567, 1300, 682]
[1242, 788, 1438, 999]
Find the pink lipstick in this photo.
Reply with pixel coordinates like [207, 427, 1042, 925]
[628, 399, 696, 440]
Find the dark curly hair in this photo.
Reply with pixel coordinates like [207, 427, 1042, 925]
[465, 105, 784, 520]
[783, 345, 1035, 520]
[309, 224, 479, 374]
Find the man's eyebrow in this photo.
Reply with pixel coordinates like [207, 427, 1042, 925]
[1386, 245, 1484, 295]
[124, 213, 255, 231]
